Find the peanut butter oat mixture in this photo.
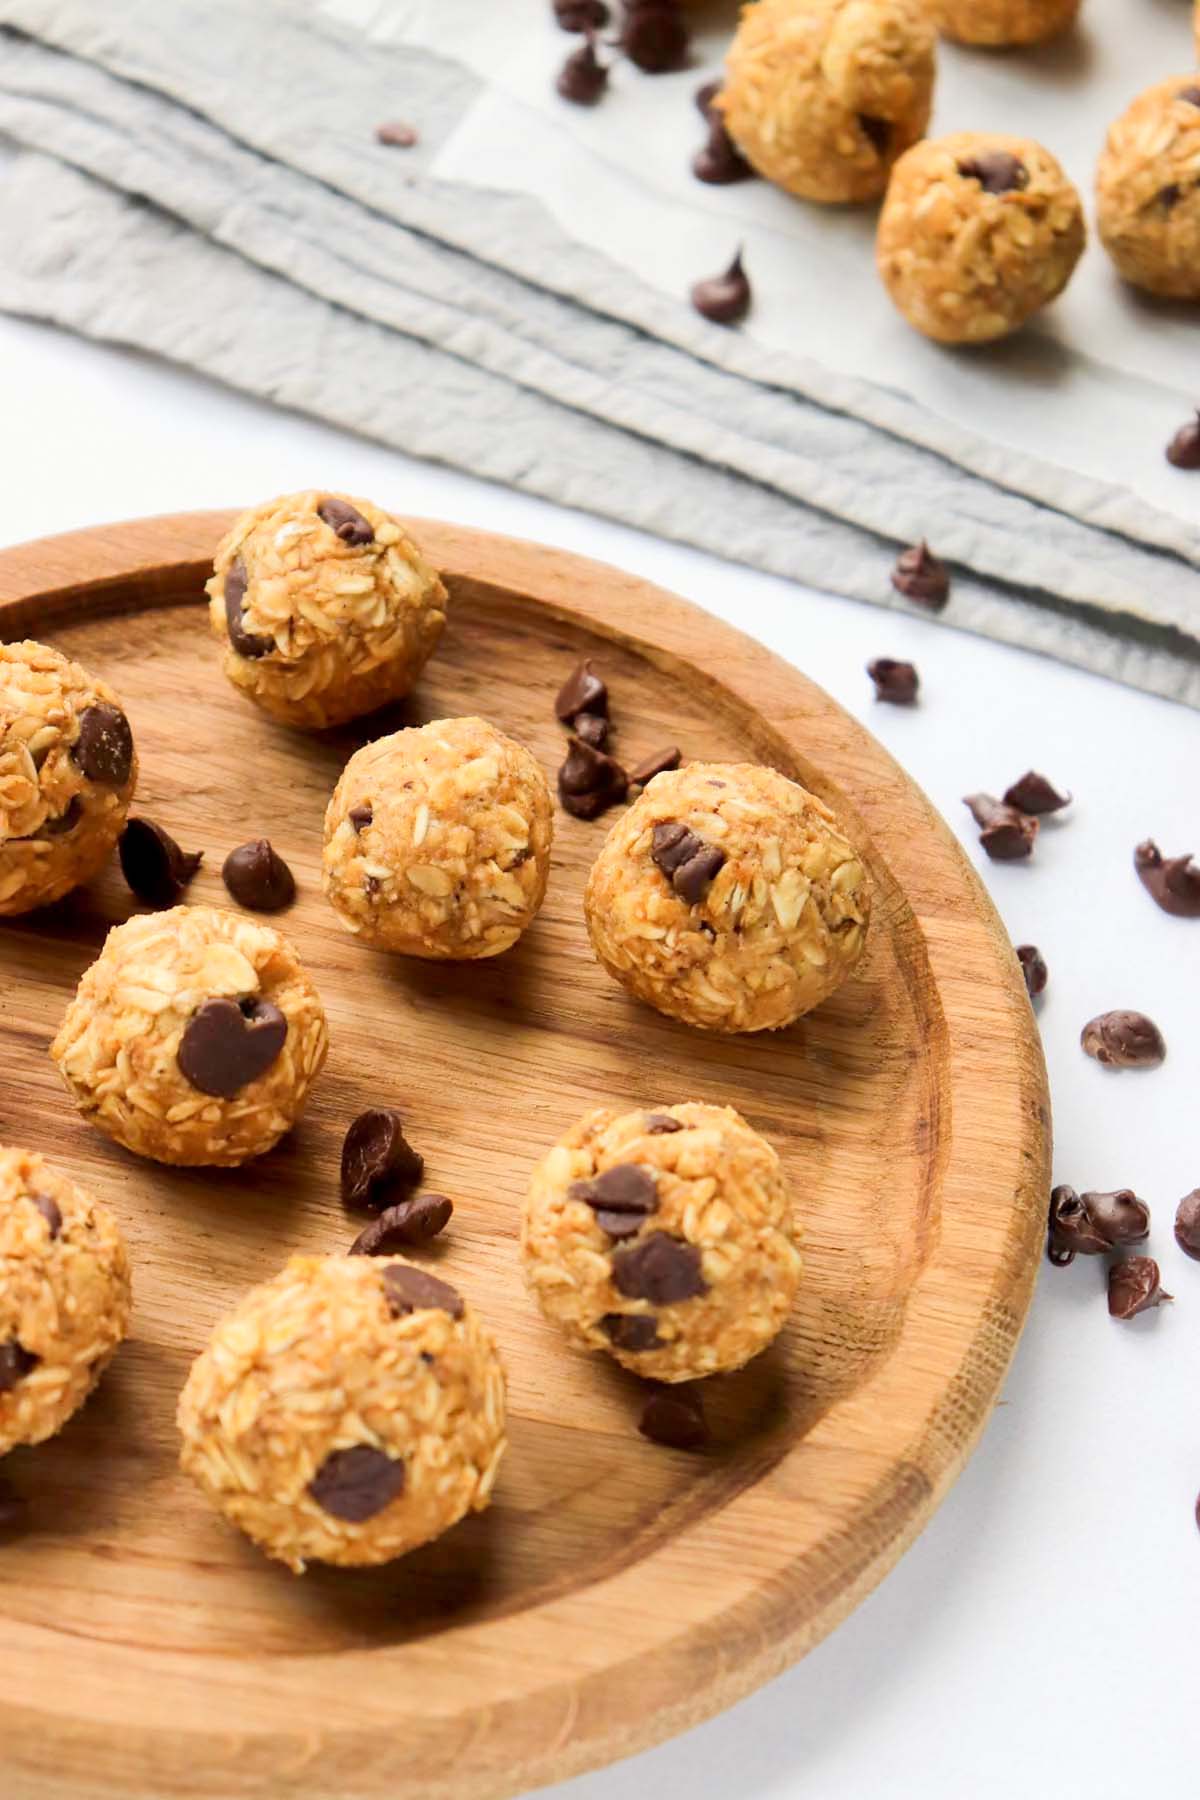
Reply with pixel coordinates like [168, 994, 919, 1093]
[1096, 79, 1200, 300]
[931, 0, 1079, 45]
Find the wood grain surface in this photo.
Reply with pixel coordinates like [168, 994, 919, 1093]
[0, 513, 1050, 1800]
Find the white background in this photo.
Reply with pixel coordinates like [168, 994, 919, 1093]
[2, 309, 1199, 1798]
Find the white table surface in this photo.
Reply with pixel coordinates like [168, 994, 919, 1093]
[2, 310, 1199, 1800]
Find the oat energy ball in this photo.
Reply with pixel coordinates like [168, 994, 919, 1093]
[178, 1253, 506, 1572]
[930, 0, 1079, 45]
[585, 762, 869, 1033]
[1096, 80, 1200, 300]
[206, 491, 448, 729]
[522, 1102, 801, 1382]
[877, 133, 1085, 343]
[323, 716, 553, 958]
[0, 640, 137, 915]
[0, 1147, 131, 1454]
[719, 0, 936, 204]
[50, 904, 327, 1167]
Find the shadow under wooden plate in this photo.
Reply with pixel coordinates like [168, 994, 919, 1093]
[0, 513, 1049, 1800]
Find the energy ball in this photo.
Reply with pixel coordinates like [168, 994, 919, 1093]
[177, 1253, 506, 1572]
[584, 761, 870, 1033]
[50, 904, 328, 1167]
[1096, 80, 1200, 300]
[877, 133, 1085, 343]
[0, 640, 137, 915]
[1, 1146, 131, 1454]
[719, 0, 936, 205]
[521, 1102, 801, 1383]
[930, 0, 1079, 45]
[206, 491, 448, 729]
[323, 715, 553, 958]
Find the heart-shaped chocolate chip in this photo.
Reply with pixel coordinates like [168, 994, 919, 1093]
[71, 705, 133, 787]
[177, 996, 287, 1098]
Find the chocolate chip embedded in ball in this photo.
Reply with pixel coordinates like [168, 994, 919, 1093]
[957, 150, 1028, 194]
[71, 705, 134, 788]
[381, 1263, 464, 1320]
[0, 1340, 38, 1393]
[177, 996, 288, 1098]
[650, 821, 727, 902]
[317, 497, 374, 545]
[308, 1444, 406, 1522]
[119, 818, 203, 909]
[222, 839, 296, 913]
[223, 555, 274, 660]
[612, 1231, 708, 1305]
[600, 1312, 664, 1352]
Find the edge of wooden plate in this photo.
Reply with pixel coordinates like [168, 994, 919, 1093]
[0, 513, 1050, 1800]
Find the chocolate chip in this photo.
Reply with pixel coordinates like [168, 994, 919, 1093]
[119, 818, 203, 909]
[1134, 839, 1200, 917]
[858, 114, 890, 154]
[1165, 413, 1200, 470]
[1174, 1190, 1200, 1260]
[341, 1108, 425, 1212]
[1016, 944, 1048, 999]
[692, 116, 755, 185]
[348, 1194, 453, 1255]
[650, 819, 727, 902]
[890, 541, 950, 610]
[573, 711, 609, 749]
[349, 803, 374, 833]
[317, 497, 374, 545]
[628, 746, 681, 787]
[557, 33, 609, 104]
[695, 79, 720, 121]
[956, 151, 1028, 194]
[308, 1444, 405, 1521]
[1047, 1185, 1150, 1267]
[222, 838, 296, 913]
[177, 996, 288, 1097]
[867, 658, 918, 705]
[31, 797, 82, 838]
[1003, 771, 1071, 815]
[594, 1209, 647, 1241]
[570, 1163, 659, 1242]
[1107, 1256, 1172, 1320]
[644, 1111, 683, 1134]
[962, 793, 1038, 861]
[381, 1262, 464, 1320]
[1080, 1010, 1166, 1070]
[71, 705, 133, 788]
[620, 0, 689, 73]
[557, 737, 628, 819]
[0, 1340, 38, 1393]
[1177, 86, 1200, 106]
[1159, 183, 1182, 211]
[612, 1232, 708, 1304]
[32, 1193, 61, 1238]
[691, 249, 751, 326]
[376, 120, 418, 147]
[600, 1311, 663, 1351]
[674, 843, 727, 904]
[555, 659, 608, 724]
[554, 0, 609, 26]
[638, 1384, 709, 1450]
[223, 555, 274, 659]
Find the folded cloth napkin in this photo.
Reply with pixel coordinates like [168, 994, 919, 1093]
[1, 0, 1198, 705]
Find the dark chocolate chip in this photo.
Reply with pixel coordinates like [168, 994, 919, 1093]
[308, 1444, 405, 1521]
[1003, 771, 1071, 815]
[612, 1232, 708, 1305]
[573, 711, 609, 749]
[1016, 944, 1048, 999]
[557, 33, 609, 104]
[695, 78, 720, 121]
[177, 996, 287, 1098]
[691, 249, 751, 325]
[557, 737, 628, 819]
[554, 0, 609, 27]
[1178, 86, 1200, 106]
[650, 821, 693, 873]
[1046, 1185, 1149, 1267]
[650, 819, 726, 901]
[644, 1111, 683, 1134]
[867, 658, 919, 705]
[1165, 413, 1200, 470]
[555, 659, 608, 724]
[891, 541, 950, 610]
[341, 1108, 425, 1213]
[349, 803, 374, 833]
[1174, 1190, 1200, 1260]
[1159, 183, 1183, 211]
[32, 1193, 62, 1238]
[381, 1262, 464, 1320]
[1134, 839, 1200, 917]
[376, 120, 419, 147]
[71, 705, 133, 788]
[32, 798, 83, 839]
[222, 838, 296, 913]
[1080, 1010, 1165, 1070]
[317, 497, 374, 545]
[224, 555, 273, 659]
[628, 746, 682, 786]
[594, 1209, 647, 1240]
[119, 818, 203, 909]
[600, 1311, 663, 1352]
[962, 793, 1038, 861]
[570, 1163, 659, 1235]
[348, 1194, 453, 1255]
[858, 114, 890, 154]
[674, 843, 727, 905]
[1108, 1256, 1172, 1320]
[0, 1340, 38, 1393]
[638, 1384, 709, 1450]
[692, 116, 755, 185]
[956, 150, 1029, 194]
[620, 0, 689, 73]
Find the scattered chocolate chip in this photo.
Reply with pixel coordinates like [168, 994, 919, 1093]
[1108, 1256, 1172, 1320]
[690, 249, 751, 326]
[119, 817, 203, 909]
[224, 555, 274, 659]
[31, 1194, 61, 1238]
[692, 116, 754, 185]
[573, 711, 609, 749]
[695, 79, 720, 121]
[620, 0, 689, 73]
[1165, 412, 1200, 470]
[317, 497, 374, 545]
[1003, 772, 1071, 815]
[555, 659, 608, 724]
[177, 996, 288, 1098]
[308, 1444, 406, 1521]
[650, 819, 727, 902]
[554, 0, 609, 26]
[558, 737, 628, 819]
[0, 1340, 38, 1393]
[222, 838, 296, 913]
[1174, 1190, 1200, 1260]
[867, 658, 918, 705]
[639, 1384, 709, 1450]
[858, 114, 890, 154]
[341, 1108, 425, 1212]
[1047, 1184, 1150, 1266]
[628, 746, 681, 786]
[382, 1262, 464, 1320]
[957, 150, 1028, 194]
[1134, 840, 1200, 918]
[644, 1111, 683, 1134]
[376, 120, 419, 147]
[1015, 943, 1048, 999]
[612, 1232, 708, 1304]
[600, 1312, 663, 1352]
[71, 704, 133, 788]
[557, 32, 609, 103]
[1177, 86, 1200, 106]
[1080, 1010, 1166, 1070]
[349, 1194, 453, 1255]
[890, 541, 950, 610]
[962, 793, 1038, 861]
[349, 803, 374, 833]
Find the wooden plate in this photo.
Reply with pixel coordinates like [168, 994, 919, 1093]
[0, 514, 1049, 1800]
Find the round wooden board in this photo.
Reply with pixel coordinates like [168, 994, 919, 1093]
[0, 514, 1049, 1800]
